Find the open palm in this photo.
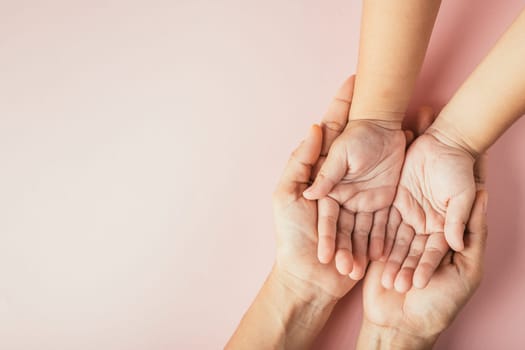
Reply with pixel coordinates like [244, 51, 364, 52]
[363, 190, 487, 342]
[382, 129, 477, 291]
[304, 120, 406, 279]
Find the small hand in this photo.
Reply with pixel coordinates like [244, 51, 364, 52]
[360, 189, 488, 346]
[381, 110, 479, 291]
[304, 115, 406, 279]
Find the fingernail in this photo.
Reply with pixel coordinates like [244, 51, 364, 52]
[303, 188, 313, 198]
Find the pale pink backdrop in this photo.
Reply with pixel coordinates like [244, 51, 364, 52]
[0, 1, 524, 349]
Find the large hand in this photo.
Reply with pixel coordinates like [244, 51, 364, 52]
[358, 188, 488, 348]
[273, 124, 358, 302]
[226, 121, 360, 350]
[304, 115, 406, 279]
[381, 117, 478, 291]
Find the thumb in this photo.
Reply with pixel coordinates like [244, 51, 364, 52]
[444, 188, 476, 251]
[303, 141, 347, 200]
[362, 261, 387, 301]
[277, 125, 323, 195]
[462, 190, 489, 262]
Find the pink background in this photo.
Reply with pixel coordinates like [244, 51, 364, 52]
[1, 1, 525, 349]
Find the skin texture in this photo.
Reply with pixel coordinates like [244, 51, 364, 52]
[381, 109, 486, 292]
[387, 8, 525, 291]
[303, 0, 442, 279]
[226, 123, 359, 350]
[306, 120, 405, 279]
[358, 189, 488, 349]
[227, 76, 489, 349]
[435, 8, 525, 155]
[381, 128, 478, 291]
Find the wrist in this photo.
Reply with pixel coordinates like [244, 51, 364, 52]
[428, 114, 482, 158]
[264, 266, 338, 335]
[268, 265, 339, 311]
[357, 319, 438, 350]
[426, 117, 480, 159]
[348, 78, 409, 127]
[346, 117, 403, 131]
[225, 266, 337, 350]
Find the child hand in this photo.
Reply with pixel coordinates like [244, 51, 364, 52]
[304, 118, 406, 279]
[381, 123, 478, 292]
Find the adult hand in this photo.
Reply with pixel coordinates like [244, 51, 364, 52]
[227, 121, 362, 350]
[303, 100, 406, 279]
[358, 186, 488, 349]
[273, 123, 359, 302]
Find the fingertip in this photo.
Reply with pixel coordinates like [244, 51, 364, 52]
[335, 251, 354, 275]
[413, 272, 428, 289]
[302, 187, 315, 199]
[454, 241, 465, 252]
[394, 278, 410, 293]
[310, 123, 322, 138]
[445, 223, 466, 252]
[447, 232, 465, 252]
[318, 256, 330, 264]
[302, 179, 324, 200]
[349, 265, 365, 280]
[381, 273, 394, 289]
[317, 250, 332, 264]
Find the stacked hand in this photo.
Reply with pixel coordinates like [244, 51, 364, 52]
[228, 76, 489, 349]
[381, 115, 479, 292]
[303, 76, 479, 290]
[359, 188, 488, 348]
[303, 90, 406, 279]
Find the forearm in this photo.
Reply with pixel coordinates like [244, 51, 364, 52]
[350, 0, 442, 124]
[225, 267, 338, 350]
[434, 8, 525, 154]
[356, 320, 438, 350]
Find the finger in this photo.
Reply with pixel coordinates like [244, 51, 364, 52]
[277, 125, 323, 196]
[444, 188, 476, 251]
[382, 206, 402, 261]
[474, 153, 488, 190]
[461, 190, 489, 264]
[439, 250, 454, 268]
[335, 207, 355, 275]
[362, 261, 387, 302]
[413, 233, 449, 288]
[349, 211, 373, 280]
[369, 208, 389, 261]
[320, 75, 356, 156]
[414, 106, 435, 136]
[317, 197, 340, 264]
[394, 234, 427, 293]
[303, 142, 347, 200]
[311, 156, 325, 180]
[404, 129, 415, 146]
[381, 223, 415, 289]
